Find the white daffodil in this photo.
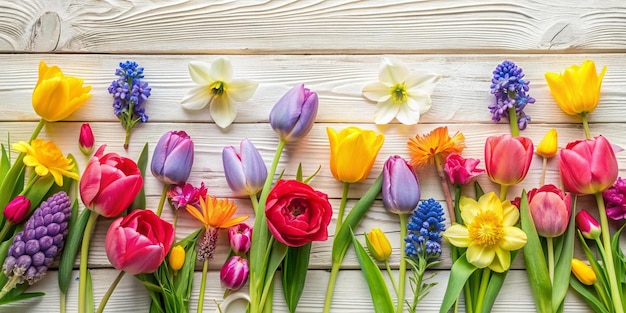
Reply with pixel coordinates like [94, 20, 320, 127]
[181, 58, 258, 128]
[362, 57, 439, 125]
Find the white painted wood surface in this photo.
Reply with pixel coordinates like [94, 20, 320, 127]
[0, 0, 625, 312]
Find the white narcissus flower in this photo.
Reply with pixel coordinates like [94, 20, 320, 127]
[181, 58, 258, 128]
[362, 57, 440, 125]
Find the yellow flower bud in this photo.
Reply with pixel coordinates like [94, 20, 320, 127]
[365, 228, 392, 262]
[545, 60, 606, 116]
[327, 126, 384, 183]
[571, 258, 596, 285]
[536, 129, 558, 158]
[168, 245, 185, 271]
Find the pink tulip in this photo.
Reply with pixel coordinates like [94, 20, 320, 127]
[3, 196, 30, 224]
[79, 123, 95, 156]
[575, 210, 601, 240]
[444, 153, 485, 185]
[80, 145, 143, 217]
[484, 134, 533, 186]
[527, 184, 571, 237]
[220, 256, 249, 290]
[105, 210, 174, 275]
[558, 135, 618, 195]
[228, 223, 252, 255]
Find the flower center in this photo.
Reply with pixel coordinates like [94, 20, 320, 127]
[390, 83, 407, 104]
[210, 81, 225, 96]
[288, 199, 307, 219]
[468, 212, 503, 247]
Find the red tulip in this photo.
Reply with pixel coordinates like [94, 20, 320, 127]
[3, 196, 30, 224]
[527, 184, 571, 237]
[484, 134, 533, 186]
[105, 210, 174, 275]
[80, 145, 143, 217]
[558, 135, 618, 195]
[575, 209, 601, 240]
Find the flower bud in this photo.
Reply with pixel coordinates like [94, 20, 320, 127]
[571, 258, 597, 285]
[222, 139, 267, 195]
[575, 210, 601, 240]
[366, 228, 392, 262]
[228, 223, 252, 255]
[382, 155, 420, 214]
[444, 153, 484, 185]
[79, 123, 95, 156]
[269, 84, 318, 142]
[151, 130, 194, 185]
[536, 128, 558, 158]
[220, 256, 249, 290]
[3, 196, 31, 224]
[168, 245, 185, 271]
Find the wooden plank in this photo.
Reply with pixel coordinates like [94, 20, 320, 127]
[1, 1, 626, 53]
[0, 54, 625, 124]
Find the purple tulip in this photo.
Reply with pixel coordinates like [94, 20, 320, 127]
[382, 155, 420, 214]
[269, 84, 319, 142]
[220, 256, 249, 290]
[228, 223, 252, 255]
[151, 131, 194, 185]
[222, 139, 267, 195]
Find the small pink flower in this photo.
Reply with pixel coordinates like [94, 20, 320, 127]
[228, 223, 252, 255]
[444, 153, 485, 185]
[79, 123, 95, 156]
[602, 177, 626, 220]
[3, 196, 30, 224]
[575, 210, 601, 240]
[220, 256, 249, 290]
[167, 182, 207, 210]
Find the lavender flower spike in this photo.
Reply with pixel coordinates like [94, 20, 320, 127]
[1, 192, 71, 294]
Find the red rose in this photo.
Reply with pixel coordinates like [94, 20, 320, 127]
[265, 180, 332, 247]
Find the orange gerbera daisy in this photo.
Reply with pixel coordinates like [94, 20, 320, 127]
[407, 126, 465, 168]
[186, 195, 248, 230]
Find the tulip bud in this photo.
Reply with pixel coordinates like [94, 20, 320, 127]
[222, 139, 267, 195]
[168, 245, 185, 271]
[220, 256, 249, 290]
[527, 184, 571, 238]
[78, 123, 95, 156]
[365, 228, 392, 262]
[536, 128, 558, 158]
[3, 196, 30, 224]
[382, 155, 420, 214]
[151, 130, 194, 185]
[575, 210, 601, 240]
[571, 258, 597, 285]
[228, 223, 252, 255]
[269, 84, 318, 142]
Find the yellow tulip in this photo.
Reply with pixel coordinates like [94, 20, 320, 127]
[366, 228, 392, 262]
[327, 126, 384, 183]
[168, 245, 185, 271]
[571, 258, 597, 285]
[544, 60, 606, 116]
[536, 128, 558, 158]
[32, 61, 92, 122]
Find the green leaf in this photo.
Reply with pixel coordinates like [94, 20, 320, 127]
[59, 202, 89, 293]
[480, 250, 518, 313]
[24, 175, 56, 213]
[296, 163, 303, 182]
[331, 174, 382, 264]
[577, 232, 610, 297]
[0, 144, 10, 183]
[129, 142, 149, 212]
[86, 269, 95, 313]
[474, 181, 485, 198]
[440, 254, 478, 313]
[303, 166, 321, 185]
[350, 229, 394, 313]
[264, 240, 289, 289]
[0, 283, 45, 305]
[552, 195, 576, 312]
[569, 277, 610, 313]
[519, 190, 552, 313]
[0, 153, 26, 210]
[282, 243, 311, 313]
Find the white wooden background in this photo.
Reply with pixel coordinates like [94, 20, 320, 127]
[1, 0, 626, 312]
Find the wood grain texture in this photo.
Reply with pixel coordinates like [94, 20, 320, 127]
[0, 0, 626, 53]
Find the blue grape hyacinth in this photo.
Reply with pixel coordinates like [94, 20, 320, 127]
[405, 198, 446, 261]
[488, 60, 535, 130]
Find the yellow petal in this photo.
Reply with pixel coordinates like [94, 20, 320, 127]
[443, 224, 470, 248]
[536, 128, 558, 158]
[466, 244, 495, 269]
[500, 226, 527, 250]
[460, 196, 481, 224]
[478, 192, 503, 216]
[489, 247, 511, 273]
[545, 72, 576, 115]
[501, 201, 520, 226]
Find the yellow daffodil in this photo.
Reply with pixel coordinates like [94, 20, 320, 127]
[168, 245, 185, 271]
[33, 61, 92, 122]
[185, 195, 248, 230]
[181, 58, 258, 128]
[443, 192, 527, 273]
[407, 126, 465, 168]
[12, 139, 79, 186]
[571, 258, 597, 286]
[536, 128, 558, 158]
[327, 126, 384, 183]
[545, 60, 606, 116]
[365, 228, 392, 262]
[362, 57, 440, 125]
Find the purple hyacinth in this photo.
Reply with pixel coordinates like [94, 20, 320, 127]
[2, 192, 71, 285]
[603, 177, 626, 220]
[488, 61, 535, 130]
[405, 198, 445, 261]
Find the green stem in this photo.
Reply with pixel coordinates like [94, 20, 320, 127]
[257, 237, 275, 311]
[78, 211, 99, 313]
[385, 260, 399, 297]
[0, 274, 20, 300]
[581, 113, 592, 140]
[30, 119, 46, 142]
[323, 261, 342, 313]
[197, 259, 209, 313]
[173, 210, 179, 230]
[396, 214, 408, 313]
[96, 271, 125, 313]
[595, 192, 624, 313]
[540, 157, 547, 186]
[155, 184, 169, 217]
[19, 173, 40, 196]
[453, 184, 462, 224]
[335, 182, 350, 232]
[474, 268, 492, 313]
[499, 184, 509, 201]
[547, 237, 554, 284]
[508, 107, 520, 137]
[435, 155, 455, 222]
[249, 194, 259, 216]
[0, 222, 12, 242]
[60, 292, 67, 313]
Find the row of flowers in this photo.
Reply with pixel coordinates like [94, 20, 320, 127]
[0, 57, 623, 313]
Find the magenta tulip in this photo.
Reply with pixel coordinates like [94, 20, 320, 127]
[444, 153, 485, 185]
[228, 223, 252, 255]
[558, 135, 618, 195]
[269, 84, 319, 142]
[382, 155, 420, 214]
[527, 184, 571, 237]
[220, 255, 249, 290]
[78, 123, 95, 156]
[222, 138, 267, 195]
[3, 196, 30, 224]
[151, 130, 194, 185]
[105, 210, 174, 275]
[484, 134, 533, 186]
[575, 210, 601, 240]
[80, 145, 143, 217]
